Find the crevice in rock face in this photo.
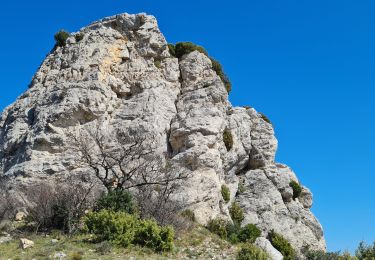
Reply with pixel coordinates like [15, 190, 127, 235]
[248, 147, 266, 170]
[27, 108, 36, 126]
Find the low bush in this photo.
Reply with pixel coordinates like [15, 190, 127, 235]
[226, 223, 242, 244]
[221, 185, 231, 203]
[154, 60, 161, 69]
[133, 219, 174, 252]
[356, 241, 375, 259]
[169, 42, 232, 93]
[208, 217, 261, 245]
[229, 202, 244, 225]
[207, 218, 228, 239]
[70, 252, 83, 260]
[289, 181, 302, 200]
[168, 44, 176, 57]
[181, 209, 196, 222]
[269, 230, 296, 260]
[223, 129, 233, 151]
[305, 250, 356, 260]
[259, 112, 272, 124]
[83, 210, 174, 252]
[21, 178, 96, 234]
[211, 58, 232, 93]
[174, 42, 208, 59]
[54, 30, 70, 47]
[74, 33, 84, 42]
[236, 243, 269, 260]
[94, 189, 136, 214]
[238, 224, 261, 243]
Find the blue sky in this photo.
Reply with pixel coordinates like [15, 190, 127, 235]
[1, 0, 374, 253]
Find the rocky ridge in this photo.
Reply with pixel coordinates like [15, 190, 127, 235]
[0, 13, 326, 257]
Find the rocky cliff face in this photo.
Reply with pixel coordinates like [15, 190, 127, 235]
[0, 13, 326, 256]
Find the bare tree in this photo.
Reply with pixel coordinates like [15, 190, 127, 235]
[0, 181, 16, 223]
[67, 124, 190, 228]
[67, 124, 188, 192]
[136, 161, 191, 229]
[20, 175, 97, 234]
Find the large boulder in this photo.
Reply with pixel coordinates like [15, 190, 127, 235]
[0, 13, 326, 255]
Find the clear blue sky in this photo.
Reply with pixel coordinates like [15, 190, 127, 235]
[1, 0, 374, 253]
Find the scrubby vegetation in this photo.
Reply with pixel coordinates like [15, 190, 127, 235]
[236, 243, 269, 260]
[259, 112, 272, 124]
[289, 180, 302, 200]
[94, 190, 136, 214]
[223, 128, 234, 151]
[207, 218, 228, 239]
[174, 42, 208, 59]
[168, 42, 232, 92]
[269, 230, 296, 260]
[229, 202, 244, 225]
[207, 217, 261, 245]
[238, 224, 262, 243]
[84, 210, 174, 252]
[356, 241, 375, 259]
[54, 30, 70, 47]
[74, 33, 84, 42]
[221, 184, 231, 203]
[305, 250, 357, 260]
[211, 58, 232, 92]
[154, 59, 161, 69]
[167, 43, 176, 57]
[181, 209, 196, 222]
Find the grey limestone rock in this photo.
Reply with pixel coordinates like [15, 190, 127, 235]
[0, 13, 325, 255]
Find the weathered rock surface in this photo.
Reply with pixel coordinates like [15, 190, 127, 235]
[19, 238, 34, 249]
[0, 13, 326, 256]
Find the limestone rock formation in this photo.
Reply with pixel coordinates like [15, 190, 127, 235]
[0, 13, 326, 256]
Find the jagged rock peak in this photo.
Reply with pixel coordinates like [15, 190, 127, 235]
[0, 13, 326, 258]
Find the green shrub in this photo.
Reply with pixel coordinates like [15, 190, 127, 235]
[94, 190, 136, 214]
[181, 209, 196, 222]
[174, 42, 208, 59]
[154, 60, 161, 69]
[229, 202, 244, 224]
[289, 181, 302, 200]
[305, 250, 357, 260]
[168, 44, 176, 57]
[54, 30, 70, 47]
[238, 224, 261, 243]
[134, 219, 174, 252]
[221, 185, 231, 203]
[74, 33, 84, 42]
[259, 112, 272, 124]
[84, 210, 174, 252]
[70, 252, 83, 260]
[356, 241, 375, 259]
[236, 243, 269, 260]
[225, 222, 241, 244]
[223, 129, 233, 151]
[169, 42, 232, 93]
[207, 218, 228, 239]
[269, 230, 296, 260]
[84, 210, 139, 247]
[211, 58, 232, 93]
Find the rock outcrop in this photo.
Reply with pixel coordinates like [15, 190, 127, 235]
[0, 13, 326, 256]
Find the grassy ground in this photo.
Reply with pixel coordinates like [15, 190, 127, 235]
[0, 226, 239, 260]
